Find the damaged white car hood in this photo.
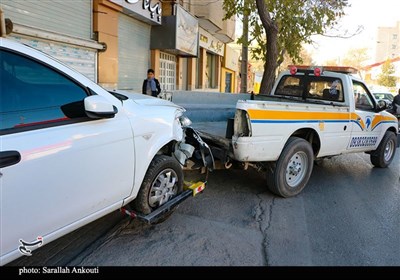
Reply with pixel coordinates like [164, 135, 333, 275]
[115, 91, 183, 109]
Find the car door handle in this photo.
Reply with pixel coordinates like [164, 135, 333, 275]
[0, 151, 21, 168]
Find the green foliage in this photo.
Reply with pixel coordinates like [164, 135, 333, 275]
[277, 47, 314, 73]
[341, 47, 370, 69]
[223, 0, 349, 67]
[378, 60, 397, 88]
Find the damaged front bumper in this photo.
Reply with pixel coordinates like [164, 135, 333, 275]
[174, 126, 215, 170]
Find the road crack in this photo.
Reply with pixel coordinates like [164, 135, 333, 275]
[255, 194, 275, 266]
[67, 216, 134, 266]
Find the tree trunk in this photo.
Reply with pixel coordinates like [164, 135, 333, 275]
[261, 28, 278, 94]
[240, 1, 249, 93]
[255, 0, 279, 95]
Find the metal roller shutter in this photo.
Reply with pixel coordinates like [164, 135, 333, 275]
[1, 0, 92, 40]
[9, 35, 97, 82]
[118, 14, 151, 91]
[2, 0, 97, 81]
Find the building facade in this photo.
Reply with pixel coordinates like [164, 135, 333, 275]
[95, 0, 238, 92]
[376, 21, 400, 62]
[94, 0, 162, 90]
[184, 0, 237, 92]
[1, 0, 103, 82]
[2, 0, 238, 93]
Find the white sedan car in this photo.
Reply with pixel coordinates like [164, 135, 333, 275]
[0, 38, 202, 265]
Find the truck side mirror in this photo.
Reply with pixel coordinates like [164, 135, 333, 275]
[376, 99, 388, 112]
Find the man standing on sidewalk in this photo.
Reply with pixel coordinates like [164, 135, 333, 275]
[142, 69, 161, 97]
[392, 88, 400, 114]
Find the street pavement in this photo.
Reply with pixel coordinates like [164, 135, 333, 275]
[9, 151, 400, 266]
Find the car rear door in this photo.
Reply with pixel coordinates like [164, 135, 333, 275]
[0, 48, 134, 261]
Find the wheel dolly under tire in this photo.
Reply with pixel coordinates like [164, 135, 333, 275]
[120, 180, 206, 224]
[120, 127, 213, 224]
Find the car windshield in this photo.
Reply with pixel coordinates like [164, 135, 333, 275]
[373, 93, 394, 102]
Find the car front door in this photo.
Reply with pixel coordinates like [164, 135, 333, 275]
[349, 81, 382, 151]
[0, 48, 134, 261]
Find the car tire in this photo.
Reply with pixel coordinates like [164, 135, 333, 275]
[267, 137, 314, 197]
[131, 155, 183, 219]
[370, 131, 397, 168]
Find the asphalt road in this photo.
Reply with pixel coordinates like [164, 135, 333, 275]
[9, 151, 400, 266]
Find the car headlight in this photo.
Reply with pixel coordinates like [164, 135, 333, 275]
[179, 115, 192, 127]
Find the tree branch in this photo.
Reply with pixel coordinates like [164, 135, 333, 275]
[320, 25, 364, 39]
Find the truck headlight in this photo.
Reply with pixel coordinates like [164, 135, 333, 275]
[179, 115, 192, 127]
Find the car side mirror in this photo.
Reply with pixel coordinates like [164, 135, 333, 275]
[376, 99, 388, 112]
[84, 95, 118, 119]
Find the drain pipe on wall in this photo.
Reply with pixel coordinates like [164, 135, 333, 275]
[0, 7, 13, 37]
[0, 7, 6, 37]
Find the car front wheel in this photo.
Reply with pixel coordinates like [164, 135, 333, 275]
[131, 155, 183, 219]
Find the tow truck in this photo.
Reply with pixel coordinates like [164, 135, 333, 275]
[197, 65, 399, 197]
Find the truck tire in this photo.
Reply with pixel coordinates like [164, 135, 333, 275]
[132, 155, 183, 218]
[267, 137, 314, 197]
[370, 131, 397, 168]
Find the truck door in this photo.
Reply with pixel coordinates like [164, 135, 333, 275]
[349, 81, 382, 151]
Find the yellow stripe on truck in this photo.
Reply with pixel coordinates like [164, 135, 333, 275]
[247, 109, 397, 132]
[247, 109, 351, 121]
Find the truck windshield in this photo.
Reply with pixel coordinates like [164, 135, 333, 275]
[275, 75, 345, 102]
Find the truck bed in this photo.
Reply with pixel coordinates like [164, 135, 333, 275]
[192, 121, 232, 153]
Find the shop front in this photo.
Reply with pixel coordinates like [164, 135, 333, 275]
[221, 45, 240, 93]
[2, 0, 102, 82]
[106, 0, 162, 91]
[198, 28, 224, 91]
[150, 5, 198, 91]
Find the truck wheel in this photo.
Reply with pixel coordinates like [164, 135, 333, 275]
[267, 137, 314, 197]
[132, 155, 183, 218]
[370, 131, 397, 168]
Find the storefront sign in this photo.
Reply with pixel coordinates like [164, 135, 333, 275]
[110, 0, 162, 24]
[150, 5, 198, 57]
[199, 28, 224, 56]
[224, 45, 240, 71]
[175, 5, 198, 56]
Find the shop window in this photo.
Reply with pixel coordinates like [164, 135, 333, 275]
[225, 72, 232, 93]
[196, 49, 203, 89]
[206, 52, 218, 89]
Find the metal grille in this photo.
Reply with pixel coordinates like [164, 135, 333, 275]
[159, 52, 176, 91]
